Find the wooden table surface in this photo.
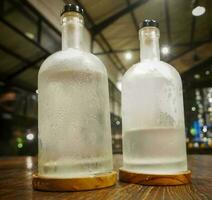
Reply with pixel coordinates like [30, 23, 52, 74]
[0, 155, 211, 200]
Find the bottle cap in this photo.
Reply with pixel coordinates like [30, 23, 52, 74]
[140, 19, 159, 28]
[61, 4, 84, 16]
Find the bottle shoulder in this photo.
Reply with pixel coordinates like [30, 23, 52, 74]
[39, 48, 107, 75]
[122, 60, 182, 84]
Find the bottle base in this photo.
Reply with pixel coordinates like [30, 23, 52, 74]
[32, 171, 117, 191]
[123, 158, 187, 175]
[119, 168, 191, 186]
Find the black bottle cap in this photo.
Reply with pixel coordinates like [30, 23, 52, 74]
[139, 19, 159, 29]
[61, 4, 84, 16]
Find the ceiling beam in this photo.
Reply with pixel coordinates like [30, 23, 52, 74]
[37, 17, 42, 44]
[95, 48, 139, 55]
[20, 0, 61, 36]
[74, 0, 126, 73]
[4, 55, 47, 82]
[0, 43, 30, 63]
[99, 36, 127, 72]
[181, 56, 212, 78]
[0, 17, 50, 55]
[168, 38, 212, 63]
[190, 0, 198, 47]
[90, 0, 148, 36]
[190, 17, 196, 48]
[126, 0, 139, 31]
[170, 42, 212, 73]
[94, 39, 212, 55]
[164, 0, 172, 44]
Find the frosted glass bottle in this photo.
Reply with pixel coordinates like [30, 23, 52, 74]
[38, 5, 113, 178]
[122, 20, 188, 174]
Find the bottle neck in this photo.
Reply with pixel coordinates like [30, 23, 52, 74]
[61, 12, 85, 51]
[139, 27, 160, 61]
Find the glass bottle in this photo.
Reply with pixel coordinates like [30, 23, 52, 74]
[122, 20, 188, 174]
[38, 4, 113, 178]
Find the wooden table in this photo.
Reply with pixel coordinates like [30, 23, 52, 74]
[0, 155, 211, 199]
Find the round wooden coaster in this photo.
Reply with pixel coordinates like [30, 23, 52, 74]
[119, 168, 191, 186]
[33, 171, 117, 191]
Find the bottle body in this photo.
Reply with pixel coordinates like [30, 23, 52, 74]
[38, 49, 113, 178]
[122, 60, 187, 174]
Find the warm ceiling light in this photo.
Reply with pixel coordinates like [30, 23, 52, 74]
[125, 52, 132, 60]
[205, 70, 210, 75]
[25, 32, 35, 39]
[26, 133, 34, 141]
[161, 46, 169, 55]
[192, 6, 206, 16]
[194, 74, 200, 79]
[191, 106, 196, 111]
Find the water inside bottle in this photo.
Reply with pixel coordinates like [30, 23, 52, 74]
[123, 127, 187, 174]
[38, 69, 112, 178]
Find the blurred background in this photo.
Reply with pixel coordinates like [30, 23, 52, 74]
[0, 0, 212, 156]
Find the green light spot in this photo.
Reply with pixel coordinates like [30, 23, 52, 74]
[16, 137, 23, 143]
[17, 143, 23, 149]
[190, 128, 196, 136]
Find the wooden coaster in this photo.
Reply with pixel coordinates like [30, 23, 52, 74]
[119, 168, 191, 186]
[33, 171, 117, 191]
